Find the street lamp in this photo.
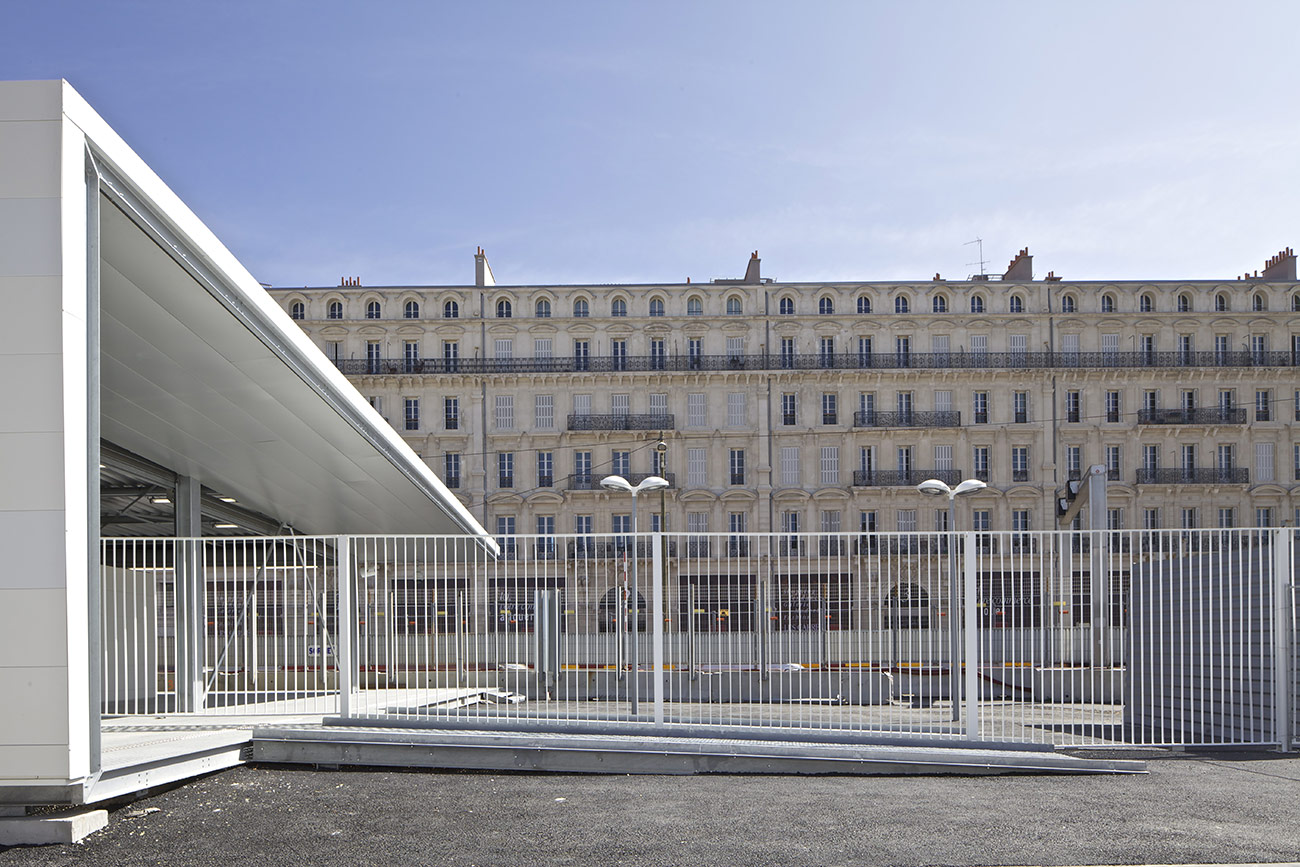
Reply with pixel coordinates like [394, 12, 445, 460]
[600, 473, 670, 716]
[916, 477, 987, 721]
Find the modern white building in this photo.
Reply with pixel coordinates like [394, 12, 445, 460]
[0, 79, 490, 822]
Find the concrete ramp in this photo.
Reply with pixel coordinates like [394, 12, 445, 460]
[251, 726, 1146, 776]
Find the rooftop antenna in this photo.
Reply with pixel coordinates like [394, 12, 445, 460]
[964, 237, 988, 278]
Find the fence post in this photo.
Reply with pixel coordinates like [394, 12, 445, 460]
[1273, 528, 1292, 751]
[964, 531, 980, 741]
[336, 535, 352, 720]
[652, 532, 665, 726]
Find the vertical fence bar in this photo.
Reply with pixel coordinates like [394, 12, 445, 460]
[336, 535, 352, 719]
[1274, 527, 1292, 750]
[652, 531, 665, 726]
[963, 531, 979, 741]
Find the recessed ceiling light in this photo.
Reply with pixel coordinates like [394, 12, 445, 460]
[214, 523, 239, 529]
[150, 496, 171, 505]
[217, 496, 237, 503]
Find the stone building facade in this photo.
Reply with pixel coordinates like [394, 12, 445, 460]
[271, 247, 1300, 553]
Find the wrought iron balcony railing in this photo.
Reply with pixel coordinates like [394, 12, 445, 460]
[1137, 407, 1247, 425]
[567, 474, 596, 490]
[333, 348, 1299, 378]
[852, 469, 963, 487]
[853, 410, 961, 428]
[567, 413, 675, 431]
[1135, 467, 1249, 485]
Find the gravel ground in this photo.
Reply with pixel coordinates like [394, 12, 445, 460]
[3, 751, 1299, 866]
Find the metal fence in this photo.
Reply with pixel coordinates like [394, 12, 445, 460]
[100, 529, 1297, 748]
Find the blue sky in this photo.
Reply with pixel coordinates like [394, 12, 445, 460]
[6, 1, 1299, 287]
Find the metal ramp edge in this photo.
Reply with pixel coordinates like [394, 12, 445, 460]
[250, 726, 1147, 776]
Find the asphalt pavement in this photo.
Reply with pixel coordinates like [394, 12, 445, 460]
[3, 750, 1300, 866]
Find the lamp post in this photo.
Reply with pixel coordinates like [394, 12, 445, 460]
[600, 473, 670, 716]
[916, 477, 987, 722]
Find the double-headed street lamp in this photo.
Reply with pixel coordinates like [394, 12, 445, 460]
[599, 473, 670, 716]
[917, 477, 987, 721]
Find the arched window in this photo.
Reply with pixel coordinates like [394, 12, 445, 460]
[573, 298, 589, 318]
[970, 295, 985, 313]
[1060, 294, 1076, 313]
[443, 300, 459, 319]
[1177, 293, 1192, 312]
[857, 296, 871, 314]
[365, 300, 381, 319]
[404, 300, 419, 319]
[687, 296, 703, 316]
[1139, 294, 1153, 312]
[327, 300, 343, 320]
[1214, 293, 1228, 312]
[818, 296, 834, 315]
[726, 296, 742, 315]
[496, 299, 512, 318]
[1008, 295, 1023, 313]
[1252, 293, 1267, 312]
[894, 296, 909, 314]
[649, 297, 664, 317]
[535, 299, 551, 318]
[779, 297, 795, 315]
[1293, 293, 1300, 311]
[931, 295, 947, 313]
[1101, 294, 1115, 313]
[290, 301, 305, 320]
[611, 298, 627, 317]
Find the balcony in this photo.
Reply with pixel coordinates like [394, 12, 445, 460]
[853, 410, 961, 428]
[333, 349, 1299, 378]
[498, 475, 514, 489]
[567, 474, 596, 491]
[567, 413, 674, 431]
[1012, 469, 1030, 482]
[852, 469, 963, 487]
[537, 475, 554, 488]
[445, 476, 461, 489]
[1137, 407, 1246, 425]
[624, 472, 676, 487]
[1135, 467, 1249, 485]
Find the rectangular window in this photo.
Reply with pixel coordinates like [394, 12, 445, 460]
[1255, 442, 1275, 483]
[1218, 508, 1235, 529]
[781, 393, 797, 426]
[729, 449, 745, 485]
[1143, 508, 1160, 530]
[1144, 390, 1159, 413]
[535, 394, 554, 429]
[970, 334, 988, 357]
[857, 336, 872, 367]
[822, 393, 838, 425]
[498, 453, 514, 488]
[896, 446, 913, 474]
[611, 339, 627, 371]
[537, 452, 554, 487]
[933, 444, 952, 472]
[1101, 333, 1119, 356]
[574, 451, 592, 484]
[573, 393, 591, 416]
[1143, 444, 1159, 471]
[896, 509, 917, 533]
[687, 338, 702, 368]
[780, 337, 795, 369]
[1179, 334, 1193, 363]
[1106, 445, 1121, 480]
[649, 393, 668, 416]
[1140, 334, 1155, 362]
[1295, 444, 1300, 481]
[534, 337, 552, 359]
[820, 446, 839, 485]
[859, 392, 876, 425]
[1013, 392, 1029, 423]
[573, 339, 590, 370]
[1011, 446, 1029, 482]
[1217, 443, 1235, 470]
[896, 336, 911, 367]
[1066, 446, 1081, 478]
[727, 393, 746, 427]
[1182, 508, 1198, 530]
[442, 341, 459, 370]
[819, 336, 835, 368]
[687, 393, 706, 427]
[1215, 335, 1230, 365]
[726, 337, 744, 360]
[443, 453, 461, 487]
[650, 339, 665, 370]
[780, 447, 800, 487]
[973, 392, 988, 424]
[494, 338, 513, 360]
[366, 341, 381, 374]
[1256, 389, 1271, 421]
[1182, 443, 1197, 472]
[896, 391, 913, 423]
[444, 397, 459, 430]
[494, 394, 514, 430]
[1106, 391, 1121, 423]
[496, 516, 516, 558]
[575, 515, 593, 536]
[934, 390, 952, 413]
[687, 448, 707, 487]
[1251, 334, 1267, 364]
[535, 516, 556, 556]
[403, 340, 420, 372]
[972, 446, 989, 481]
[1066, 391, 1081, 423]
[612, 450, 630, 477]
[860, 510, 877, 532]
[1009, 334, 1027, 362]
[859, 445, 876, 473]
[404, 397, 419, 431]
[1108, 508, 1124, 530]
[1256, 507, 1273, 528]
[971, 510, 990, 532]
[612, 393, 630, 417]
[930, 334, 950, 355]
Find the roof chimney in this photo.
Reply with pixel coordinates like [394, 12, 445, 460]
[743, 251, 761, 284]
[1002, 247, 1033, 282]
[474, 247, 496, 287]
[1261, 247, 1296, 281]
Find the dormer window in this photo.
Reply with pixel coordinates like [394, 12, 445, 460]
[1008, 295, 1023, 313]
[404, 300, 419, 319]
[931, 295, 947, 313]
[443, 300, 459, 319]
[649, 297, 665, 317]
[290, 301, 305, 320]
[536, 299, 551, 318]
[327, 300, 343, 319]
[726, 296, 742, 315]
[970, 295, 985, 313]
[366, 300, 381, 319]
[894, 297, 909, 314]
[1101, 294, 1115, 313]
[857, 296, 872, 314]
[819, 296, 834, 315]
[496, 299, 512, 318]
[687, 296, 703, 316]
[779, 297, 795, 315]
[611, 298, 627, 317]
[573, 298, 589, 317]
[1177, 293, 1192, 312]
[1139, 294, 1153, 312]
